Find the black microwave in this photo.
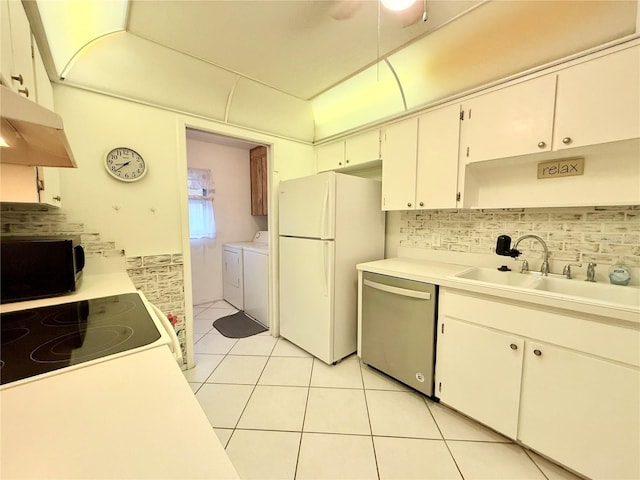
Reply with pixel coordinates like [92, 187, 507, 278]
[0, 235, 85, 304]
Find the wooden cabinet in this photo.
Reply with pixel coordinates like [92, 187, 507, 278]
[435, 317, 523, 438]
[382, 104, 461, 211]
[249, 146, 267, 216]
[554, 45, 640, 150]
[519, 341, 640, 480]
[460, 74, 556, 164]
[436, 288, 640, 479]
[316, 130, 380, 173]
[0, 0, 35, 99]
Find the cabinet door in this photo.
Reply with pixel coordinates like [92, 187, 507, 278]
[519, 341, 640, 480]
[381, 117, 418, 211]
[416, 105, 461, 209]
[435, 317, 524, 438]
[461, 75, 556, 163]
[6, 0, 34, 98]
[345, 130, 380, 167]
[555, 46, 640, 150]
[316, 141, 345, 172]
[0, 0, 13, 87]
[249, 146, 267, 216]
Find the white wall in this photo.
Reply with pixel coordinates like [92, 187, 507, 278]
[187, 138, 267, 304]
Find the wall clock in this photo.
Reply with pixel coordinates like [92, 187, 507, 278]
[104, 147, 147, 182]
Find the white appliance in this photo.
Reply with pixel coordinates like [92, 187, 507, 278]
[278, 172, 385, 364]
[222, 231, 269, 327]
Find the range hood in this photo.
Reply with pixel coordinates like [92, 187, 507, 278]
[0, 85, 76, 168]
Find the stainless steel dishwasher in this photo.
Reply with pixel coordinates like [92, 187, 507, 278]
[361, 271, 438, 397]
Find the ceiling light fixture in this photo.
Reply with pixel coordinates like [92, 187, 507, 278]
[381, 0, 417, 12]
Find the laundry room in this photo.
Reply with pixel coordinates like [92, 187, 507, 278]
[185, 128, 268, 307]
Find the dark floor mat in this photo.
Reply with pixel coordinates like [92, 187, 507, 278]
[213, 311, 267, 338]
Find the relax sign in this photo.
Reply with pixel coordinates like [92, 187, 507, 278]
[537, 157, 585, 179]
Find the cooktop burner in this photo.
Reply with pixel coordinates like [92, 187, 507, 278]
[0, 293, 161, 385]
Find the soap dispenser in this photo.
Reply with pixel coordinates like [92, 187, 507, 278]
[609, 258, 631, 286]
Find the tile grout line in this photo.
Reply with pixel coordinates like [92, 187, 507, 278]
[293, 356, 316, 479]
[359, 358, 382, 480]
[421, 396, 466, 479]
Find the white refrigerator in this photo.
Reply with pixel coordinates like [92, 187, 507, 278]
[278, 171, 385, 364]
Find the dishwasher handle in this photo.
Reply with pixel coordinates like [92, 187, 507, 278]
[363, 279, 432, 300]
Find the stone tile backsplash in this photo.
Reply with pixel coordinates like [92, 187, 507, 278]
[398, 206, 640, 267]
[1, 203, 187, 362]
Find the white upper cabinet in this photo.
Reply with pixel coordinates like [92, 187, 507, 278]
[344, 129, 380, 168]
[316, 130, 380, 173]
[382, 105, 461, 211]
[554, 45, 640, 150]
[316, 141, 345, 172]
[1, 0, 35, 99]
[381, 117, 418, 210]
[460, 75, 557, 164]
[415, 104, 461, 209]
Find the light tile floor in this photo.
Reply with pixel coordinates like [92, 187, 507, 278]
[185, 301, 584, 480]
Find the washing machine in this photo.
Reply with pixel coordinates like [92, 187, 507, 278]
[222, 231, 269, 327]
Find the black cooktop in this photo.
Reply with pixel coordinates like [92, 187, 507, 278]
[0, 293, 161, 385]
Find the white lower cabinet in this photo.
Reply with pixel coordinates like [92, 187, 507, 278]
[519, 341, 640, 480]
[436, 288, 640, 480]
[435, 318, 523, 438]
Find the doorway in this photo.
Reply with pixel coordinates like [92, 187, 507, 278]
[185, 128, 268, 305]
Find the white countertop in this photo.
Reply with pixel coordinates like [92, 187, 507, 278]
[357, 257, 640, 325]
[0, 272, 137, 313]
[1, 347, 238, 479]
[0, 273, 239, 479]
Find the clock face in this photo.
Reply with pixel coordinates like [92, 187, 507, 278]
[105, 148, 147, 182]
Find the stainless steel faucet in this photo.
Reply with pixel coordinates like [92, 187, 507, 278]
[513, 234, 550, 275]
[562, 263, 582, 279]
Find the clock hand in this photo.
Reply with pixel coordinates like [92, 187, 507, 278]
[114, 161, 131, 172]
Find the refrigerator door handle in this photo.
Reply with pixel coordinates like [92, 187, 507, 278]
[323, 241, 329, 297]
[320, 181, 329, 239]
[363, 279, 431, 300]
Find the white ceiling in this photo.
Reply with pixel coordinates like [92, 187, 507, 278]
[29, 0, 639, 141]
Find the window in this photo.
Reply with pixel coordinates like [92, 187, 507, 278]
[187, 168, 216, 239]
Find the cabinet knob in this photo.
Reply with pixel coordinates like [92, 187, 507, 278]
[18, 87, 29, 98]
[407, 203, 412, 208]
[419, 202, 424, 207]
[533, 349, 542, 356]
[11, 74, 23, 85]
[510, 343, 518, 350]
[562, 137, 572, 145]
[338, 162, 342, 166]
[345, 159, 349, 164]
[53, 196, 61, 202]
[537, 141, 546, 148]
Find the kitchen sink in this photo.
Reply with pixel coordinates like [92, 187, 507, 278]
[532, 276, 640, 308]
[453, 267, 540, 288]
[451, 266, 640, 309]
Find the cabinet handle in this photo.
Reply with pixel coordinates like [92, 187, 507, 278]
[18, 87, 29, 98]
[533, 349, 542, 356]
[11, 74, 23, 85]
[419, 202, 424, 207]
[407, 202, 412, 208]
[537, 141, 546, 148]
[510, 343, 518, 350]
[562, 137, 572, 145]
[53, 196, 61, 202]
